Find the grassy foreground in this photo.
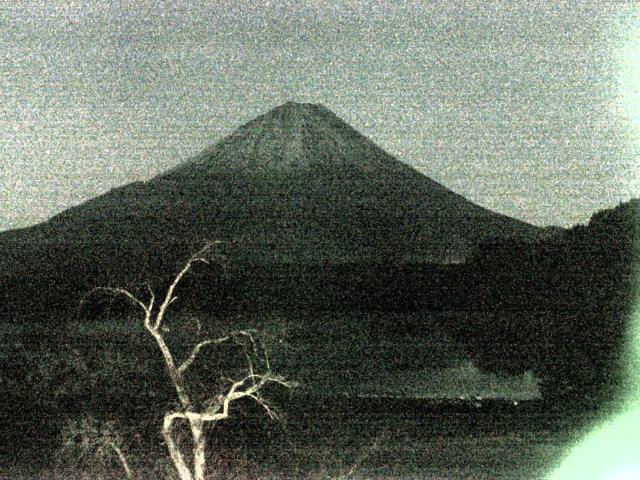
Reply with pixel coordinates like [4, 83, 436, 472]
[2, 396, 594, 480]
[0, 316, 602, 480]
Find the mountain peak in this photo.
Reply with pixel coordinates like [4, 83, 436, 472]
[164, 101, 375, 175]
[278, 100, 326, 110]
[258, 100, 333, 129]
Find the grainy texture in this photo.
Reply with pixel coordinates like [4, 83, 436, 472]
[1, 2, 639, 479]
[1, 1, 638, 230]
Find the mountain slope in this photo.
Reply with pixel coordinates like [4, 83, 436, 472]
[0, 102, 543, 318]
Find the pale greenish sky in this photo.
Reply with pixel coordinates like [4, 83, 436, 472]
[1, 0, 639, 230]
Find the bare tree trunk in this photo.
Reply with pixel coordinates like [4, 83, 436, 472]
[190, 416, 207, 480]
[163, 414, 193, 480]
[147, 325, 191, 406]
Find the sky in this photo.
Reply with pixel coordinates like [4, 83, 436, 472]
[1, 0, 639, 231]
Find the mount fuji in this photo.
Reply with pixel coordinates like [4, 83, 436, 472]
[0, 102, 543, 318]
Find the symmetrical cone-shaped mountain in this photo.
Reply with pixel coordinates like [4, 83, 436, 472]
[0, 102, 542, 315]
[156, 101, 541, 263]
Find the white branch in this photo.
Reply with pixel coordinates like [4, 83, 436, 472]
[163, 413, 194, 480]
[154, 242, 219, 330]
[146, 284, 156, 304]
[258, 335, 272, 372]
[263, 375, 295, 388]
[177, 329, 258, 374]
[146, 323, 191, 407]
[177, 334, 235, 374]
[110, 443, 133, 480]
[145, 285, 156, 328]
[241, 342, 255, 385]
[81, 287, 150, 315]
[192, 372, 291, 424]
[178, 338, 218, 374]
[81, 241, 297, 480]
[248, 393, 279, 420]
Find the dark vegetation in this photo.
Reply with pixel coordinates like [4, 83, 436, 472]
[467, 199, 638, 402]
[1, 200, 637, 477]
[5, 200, 636, 396]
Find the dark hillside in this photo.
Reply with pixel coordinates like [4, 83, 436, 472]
[457, 200, 639, 402]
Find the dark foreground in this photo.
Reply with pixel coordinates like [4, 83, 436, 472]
[1, 395, 600, 480]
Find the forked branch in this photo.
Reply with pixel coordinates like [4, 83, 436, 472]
[154, 241, 221, 330]
[177, 329, 258, 374]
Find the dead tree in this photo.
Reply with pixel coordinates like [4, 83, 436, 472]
[83, 242, 294, 480]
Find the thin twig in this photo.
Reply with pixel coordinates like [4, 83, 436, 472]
[80, 287, 150, 315]
[154, 241, 220, 330]
[110, 443, 133, 480]
[178, 338, 217, 373]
